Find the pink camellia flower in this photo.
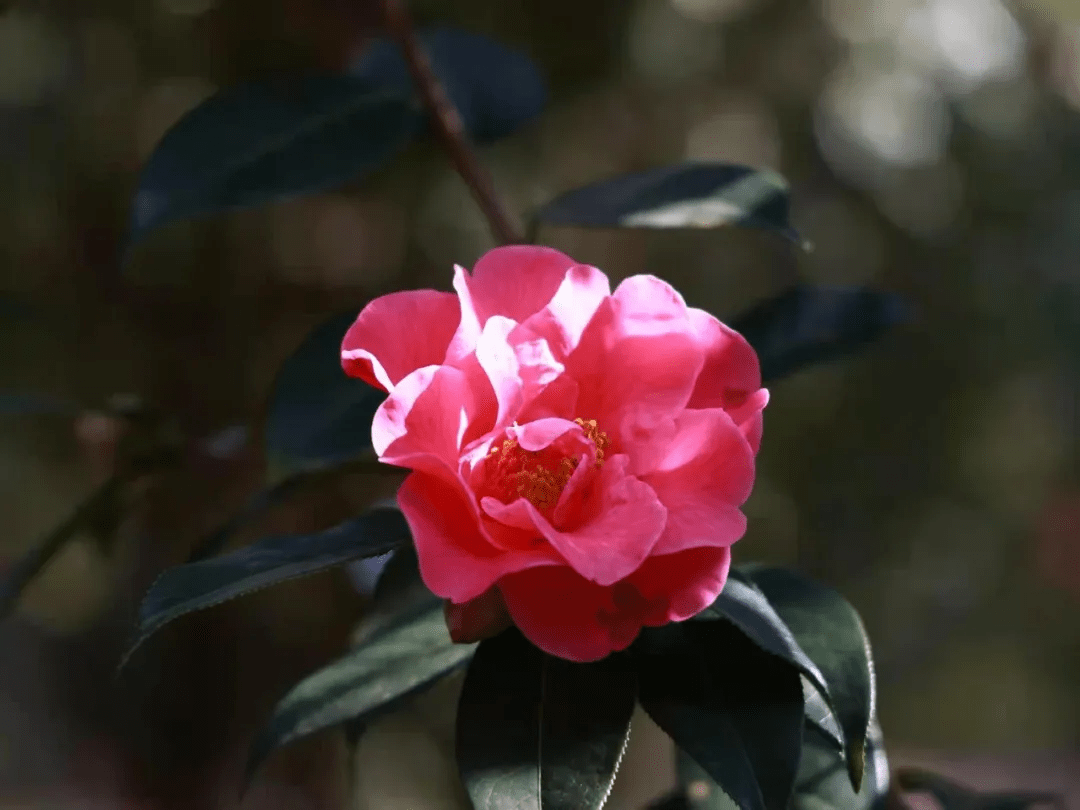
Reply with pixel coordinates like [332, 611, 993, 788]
[342, 246, 767, 662]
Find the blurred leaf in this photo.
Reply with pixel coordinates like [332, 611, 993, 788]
[246, 603, 474, 788]
[126, 75, 420, 250]
[691, 576, 842, 752]
[729, 285, 910, 384]
[0, 392, 81, 415]
[351, 543, 442, 645]
[350, 27, 546, 144]
[740, 568, 876, 792]
[534, 164, 800, 242]
[265, 311, 387, 471]
[123, 508, 410, 666]
[896, 769, 1066, 810]
[456, 629, 637, 810]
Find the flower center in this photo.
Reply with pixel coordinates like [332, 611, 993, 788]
[488, 418, 609, 511]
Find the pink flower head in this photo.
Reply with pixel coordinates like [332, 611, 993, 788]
[342, 246, 767, 662]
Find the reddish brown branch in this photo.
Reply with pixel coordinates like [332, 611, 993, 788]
[380, 0, 523, 245]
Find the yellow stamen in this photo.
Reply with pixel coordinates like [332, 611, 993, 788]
[488, 418, 610, 510]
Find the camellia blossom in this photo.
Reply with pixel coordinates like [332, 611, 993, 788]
[342, 246, 767, 662]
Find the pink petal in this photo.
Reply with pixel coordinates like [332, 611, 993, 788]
[444, 588, 513, 643]
[611, 274, 692, 337]
[474, 316, 524, 429]
[498, 566, 645, 662]
[373, 365, 479, 465]
[628, 545, 732, 624]
[570, 290, 704, 452]
[685, 307, 763, 413]
[515, 263, 612, 360]
[727, 388, 769, 453]
[643, 408, 754, 555]
[397, 471, 562, 603]
[341, 291, 460, 391]
[447, 264, 484, 363]
[468, 246, 580, 324]
[484, 455, 667, 587]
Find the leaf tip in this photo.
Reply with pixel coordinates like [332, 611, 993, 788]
[847, 738, 866, 793]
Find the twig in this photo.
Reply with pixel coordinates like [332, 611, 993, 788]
[185, 456, 396, 562]
[379, 0, 523, 245]
[0, 474, 125, 619]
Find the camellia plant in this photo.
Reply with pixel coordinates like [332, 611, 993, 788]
[2, 2, 1069, 810]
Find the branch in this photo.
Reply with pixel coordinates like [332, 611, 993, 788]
[0, 474, 125, 619]
[379, 0, 523, 245]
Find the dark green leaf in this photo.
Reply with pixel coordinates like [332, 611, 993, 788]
[678, 717, 889, 810]
[456, 629, 637, 810]
[692, 619, 806, 810]
[351, 543, 442, 645]
[246, 603, 474, 788]
[126, 75, 420, 249]
[185, 473, 312, 562]
[740, 567, 876, 792]
[729, 285, 910, 383]
[350, 27, 546, 143]
[792, 717, 889, 810]
[265, 311, 387, 470]
[635, 613, 807, 810]
[534, 164, 800, 242]
[802, 676, 844, 753]
[122, 508, 409, 666]
[691, 577, 836, 744]
[677, 750, 736, 810]
[540, 654, 637, 810]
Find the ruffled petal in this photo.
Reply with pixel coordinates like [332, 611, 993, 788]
[341, 290, 460, 391]
[685, 307, 762, 412]
[397, 471, 562, 603]
[373, 365, 477, 466]
[515, 262, 612, 360]
[642, 408, 754, 555]
[570, 278, 705, 452]
[628, 545, 732, 625]
[482, 455, 667, 586]
[468, 245, 580, 324]
[498, 567, 646, 662]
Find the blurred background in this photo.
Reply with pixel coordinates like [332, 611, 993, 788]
[2, 0, 1080, 807]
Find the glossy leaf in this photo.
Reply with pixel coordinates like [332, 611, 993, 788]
[729, 285, 910, 384]
[456, 629, 637, 810]
[741, 567, 876, 792]
[123, 508, 410, 666]
[693, 619, 806, 810]
[265, 311, 386, 469]
[677, 716, 889, 810]
[636, 624, 773, 810]
[351, 543, 442, 646]
[126, 75, 420, 248]
[792, 718, 889, 810]
[350, 27, 546, 144]
[691, 577, 835, 739]
[246, 603, 475, 787]
[534, 164, 799, 242]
